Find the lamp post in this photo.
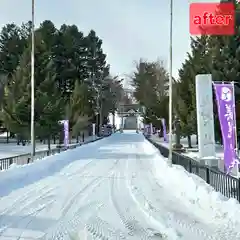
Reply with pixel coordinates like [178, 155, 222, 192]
[168, 0, 173, 166]
[30, 0, 35, 158]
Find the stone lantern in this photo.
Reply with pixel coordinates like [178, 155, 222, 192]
[172, 115, 185, 152]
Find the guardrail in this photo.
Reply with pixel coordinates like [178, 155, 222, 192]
[0, 136, 103, 170]
[146, 136, 240, 201]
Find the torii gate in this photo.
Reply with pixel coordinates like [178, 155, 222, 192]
[118, 105, 142, 132]
[117, 87, 144, 132]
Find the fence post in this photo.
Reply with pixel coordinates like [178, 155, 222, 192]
[237, 178, 240, 202]
[206, 168, 210, 184]
[9, 158, 13, 166]
[189, 160, 192, 173]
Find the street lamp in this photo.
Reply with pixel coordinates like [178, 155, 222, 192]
[30, 0, 35, 158]
[168, 0, 173, 166]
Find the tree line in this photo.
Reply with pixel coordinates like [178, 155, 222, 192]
[0, 20, 123, 145]
[131, 0, 240, 147]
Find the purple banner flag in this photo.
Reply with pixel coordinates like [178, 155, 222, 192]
[214, 83, 238, 172]
[161, 118, 167, 142]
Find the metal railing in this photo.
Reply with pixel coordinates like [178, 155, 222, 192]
[146, 136, 240, 201]
[0, 136, 103, 170]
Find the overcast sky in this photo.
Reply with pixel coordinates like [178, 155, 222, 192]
[0, 0, 219, 86]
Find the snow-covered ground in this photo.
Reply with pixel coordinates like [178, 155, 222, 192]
[150, 134, 224, 159]
[0, 131, 240, 239]
[0, 143, 60, 159]
[149, 134, 235, 175]
[0, 136, 92, 159]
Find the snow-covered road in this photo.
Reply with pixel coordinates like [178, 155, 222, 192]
[0, 131, 240, 239]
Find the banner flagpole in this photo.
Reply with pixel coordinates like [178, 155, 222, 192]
[232, 82, 239, 177]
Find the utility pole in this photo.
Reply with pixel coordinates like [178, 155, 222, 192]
[168, 0, 173, 166]
[96, 89, 100, 135]
[91, 43, 99, 136]
[99, 92, 102, 130]
[31, 0, 35, 158]
[98, 73, 105, 134]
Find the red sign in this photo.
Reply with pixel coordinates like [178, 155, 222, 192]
[189, 2, 235, 35]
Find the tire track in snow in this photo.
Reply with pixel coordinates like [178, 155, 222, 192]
[58, 157, 99, 179]
[130, 149, 216, 239]
[0, 182, 54, 216]
[85, 216, 126, 240]
[41, 177, 106, 239]
[54, 158, 128, 240]
[0, 154, 104, 239]
[135, 152, 198, 237]
[60, 176, 105, 217]
[43, 158, 121, 239]
[78, 159, 126, 240]
[0, 158, 98, 218]
[60, 158, 120, 218]
[138, 156, 240, 240]
[0, 198, 56, 238]
[0, 176, 100, 238]
[122, 146, 175, 240]
[42, 201, 103, 240]
[109, 159, 155, 239]
[0, 186, 55, 232]
[14, 199, 57, 240]
[129, 182, 210, 240]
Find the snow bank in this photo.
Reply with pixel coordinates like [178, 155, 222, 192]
[0, 137, 108, 197]
[0, 136, 94, 159]
[8, 163, 21, 169]
[143, 138, 240, 225]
